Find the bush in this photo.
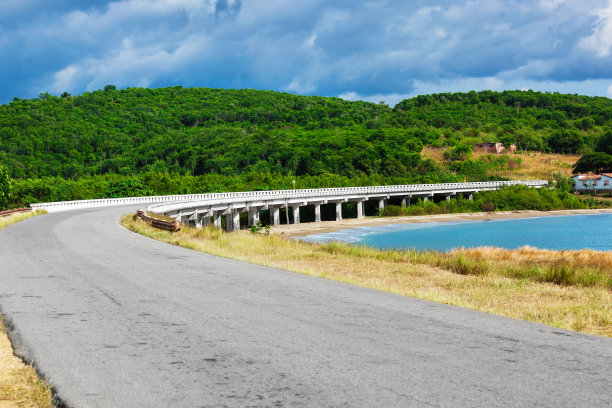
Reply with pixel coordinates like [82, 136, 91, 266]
[0, 165, 12, 210]
[481, 202, 496, 212]
[380, 205, 404, 216]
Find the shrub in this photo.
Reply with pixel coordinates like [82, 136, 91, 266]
[481, 202, 496, 212]
[0, 165, 12, 210]
[380, 205, 404, 216]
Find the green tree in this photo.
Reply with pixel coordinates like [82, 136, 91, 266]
[0, 165, 12, 210]
[447, 144, 472, 161]
[548, 130, 584, 154]
[596, 131, 612, 155]
[572, 152, 612, 174]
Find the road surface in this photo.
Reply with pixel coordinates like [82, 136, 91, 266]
[0, 207, 610, 407]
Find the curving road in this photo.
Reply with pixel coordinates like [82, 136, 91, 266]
[0, 207, 610, 408]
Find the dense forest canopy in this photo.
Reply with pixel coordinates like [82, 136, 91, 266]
[1, 87, 611, 182]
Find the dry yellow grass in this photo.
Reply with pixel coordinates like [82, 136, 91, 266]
[122, 215, 612, 337]
[422, 146, 579, 180]
[0, 212, 41, 231]
[0, 211, 54, 408]
[456, 246, 612, 272]
[0, 318, 54, 408]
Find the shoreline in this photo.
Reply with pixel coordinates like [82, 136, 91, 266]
[271, 208, 612, 237]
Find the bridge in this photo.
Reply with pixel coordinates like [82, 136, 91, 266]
[30, 180, 547, 231]
[148, 180, 547, 231]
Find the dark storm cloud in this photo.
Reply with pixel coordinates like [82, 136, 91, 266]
[1, 0, 612, 105]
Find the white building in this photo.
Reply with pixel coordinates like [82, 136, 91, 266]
[573, 173, 612, 193]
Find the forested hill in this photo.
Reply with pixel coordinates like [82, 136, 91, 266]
[1, 87, 611, 180]
[394, 91, 612, 153]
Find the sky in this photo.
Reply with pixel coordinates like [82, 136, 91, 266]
[1, 0, 612, 106]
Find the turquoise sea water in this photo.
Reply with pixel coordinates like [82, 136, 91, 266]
[301, 213, 612, 252]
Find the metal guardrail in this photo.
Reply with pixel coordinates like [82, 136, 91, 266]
[0, 207, 32, 217]
[136, 210, 180, 232]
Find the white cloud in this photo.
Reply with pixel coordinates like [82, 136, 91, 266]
[341, 77, 612, 107]
[5, 0, 612, 102]
[284, 77, 316, 94]
[339, 92, 411, 107]
[52, 66, 79, 93]
[498, 60, 557, 79]
[304, 34, 317, 48]
[49, 33, 210, 94]
[579, 0, 612, 57]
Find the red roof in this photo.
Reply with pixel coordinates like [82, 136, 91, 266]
[575, 173, 612, 180]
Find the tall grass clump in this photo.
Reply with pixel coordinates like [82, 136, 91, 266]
[454, 247, 612, 289]
[0, 210, 44, 231]
[436, 254, 490, 276]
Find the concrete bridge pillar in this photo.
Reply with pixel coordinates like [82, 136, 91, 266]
[378, 199, 386, 210]
[401, 197, 407, 207]
[446, 195, 451, 202]
[232, 210, 240, 231]
[314, 204, 321, 223]
[468, 193, 473, 201]
[180, 213, 190, 225]
[335, 202, 342, 221]
[292, 205, 301, 224]
[213, 211, 222, 228]
[356, 201, 364, 219]
[356, 201, 365, 219]
[423, 196, 429, 203]
[248, 207, 260, 227]
[195, 211, 210, 229]
[201, 216, 210, 228]
[225, 210, 234, 231]
[271, 207, 280, 226]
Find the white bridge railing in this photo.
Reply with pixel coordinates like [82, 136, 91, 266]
[144, 180, 547, 231]
[30, 180, 548, 218]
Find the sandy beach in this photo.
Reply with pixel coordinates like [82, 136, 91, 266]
[271, 208, 612, 237]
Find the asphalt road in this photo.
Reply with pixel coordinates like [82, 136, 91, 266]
[0, 207, 610, 408]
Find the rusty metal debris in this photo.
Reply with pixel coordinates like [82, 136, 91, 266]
[136, 210, 180, 232]
[0, 207, 32, 217]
